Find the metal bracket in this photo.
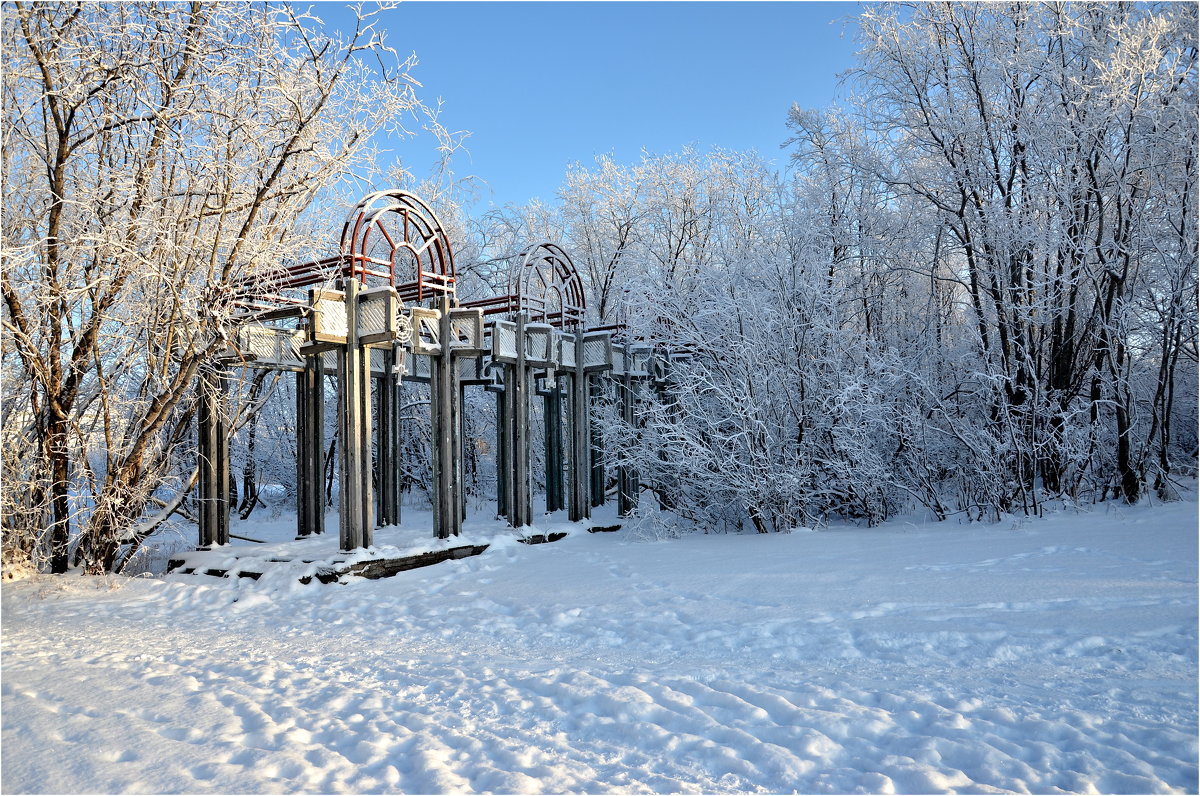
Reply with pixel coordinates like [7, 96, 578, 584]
[308, 288, 347, 346]
[555, 330, 578, 370]
[233, 324, 306, 372]
[524, 322, 557, 367]
[402, 352, 434, 383]
[357, 286, 403, 348]
[581, 331, 613, 373]
[409, 307, 442, 355]
[448, 308, 485, 356]
[490, 319, 519, 364]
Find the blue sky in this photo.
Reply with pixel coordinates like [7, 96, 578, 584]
[318, 2, 863, 210]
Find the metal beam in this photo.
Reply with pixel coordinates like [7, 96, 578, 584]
[589, 377, 605, 508]
[338, 280, 373, 551]
[376, 351, 397, 527]
[296, 370, 307, 538]
[618, 347, 637, 517]
[570, 331, 591, 521]
[197, 365, 230, 549]
[432, 297, 461, 539]
[513, 314, 531, 528]
[494, 386, 508, 519]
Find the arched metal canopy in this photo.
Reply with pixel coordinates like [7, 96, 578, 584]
[460, 241, 586, 329]
[340, 190, 456, 304]
[513, 242, 585, 328]
[232, 189, 457, 316]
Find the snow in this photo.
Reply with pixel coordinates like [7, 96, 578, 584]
[167, 511, 569, 586]
[2, 498, 1197, 794]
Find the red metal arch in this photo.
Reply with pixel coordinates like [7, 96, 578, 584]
[460, 242, 587, 330]
[340, 190, 456, 305]
[231, 190, 456, 316]
[514, 242, 585, 329]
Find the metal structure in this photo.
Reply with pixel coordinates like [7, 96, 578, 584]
[231, 191, 456, 317]
[196, 191, 663, 556]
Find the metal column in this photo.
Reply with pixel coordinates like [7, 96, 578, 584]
[618, 347, 638, 517]
[296, 370, 306, 537]
[338, 280, 373, 551]
[431, 297, 461, 539]
[390, 345, 404, 526]
[541, 378, 564, 513]
[197, 365, 230, 549]
[493, 386, 508, 519]
[589, 377, 605, 508]
[376, 349, 400, 528]
[458, 380, 468, 523]
[569, 333, 591, 521]
[515, 315, 531, 527]
[296, 355, 325, 538]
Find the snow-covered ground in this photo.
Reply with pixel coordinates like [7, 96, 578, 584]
[2, 497, 1197, 794]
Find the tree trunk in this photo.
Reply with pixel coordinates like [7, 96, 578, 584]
[47, 419, 71, 573]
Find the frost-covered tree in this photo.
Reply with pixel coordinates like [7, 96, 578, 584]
[839, 1, 1198, 507]
[1, 2, 428, 572]
[562, 2, 1197, 530]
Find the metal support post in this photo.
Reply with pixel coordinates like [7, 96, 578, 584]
[338, 280, 373, 551]
[542, 380, 564, 513]
[295, 370, 307, 537]
[554, 378, 565, 512]
[310, 355, 326, 536]
[589, 377, 605, 508]
[513, 314, 531, 527]
[297, 355, 326, 538]
[458, 381, 469, 523]
[618, 348, 637, 517]
[542, 388, 555, 512]
[430, 336, 443, 535]
[502, 364, 518, 526]
[390, 346, 404, 526]
[197, 368, 215, 549]
[197, 365, 230, 549]
[494, 386, 508, 519]
[360, 347, 374, 545]
[569, 332, 591, 521]
[216, 369, 230, 547]
[497, 314, 533, 529]
[376, 351, 397, 527]
[432, 297, 461, 539]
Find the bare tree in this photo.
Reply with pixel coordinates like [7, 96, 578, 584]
[2, 2, 428, 572]
[845, 1, 1197, 506]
